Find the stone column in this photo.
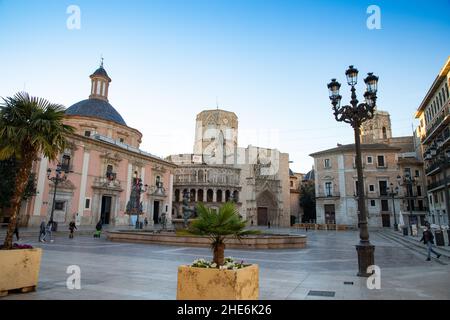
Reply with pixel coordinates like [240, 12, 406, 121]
[213, 189, 217, 203]
[203, 189, 207, 202]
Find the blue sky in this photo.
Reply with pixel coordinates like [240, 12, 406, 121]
[0, 0, 449, 172]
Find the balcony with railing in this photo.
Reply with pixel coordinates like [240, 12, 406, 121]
[422, 103, 450, 144]
[316, 191, 340, 199]
[427, 177, 450, 191]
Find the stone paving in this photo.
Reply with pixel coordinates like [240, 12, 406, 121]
[2, 228, 450, 300]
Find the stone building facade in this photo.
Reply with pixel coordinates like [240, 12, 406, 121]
[415, 56, 450, 226]
[289, 170, 304, 224]
[310, 109, 427, 228]
[167, 109, 291, 227]
[17, 63, 176, 227]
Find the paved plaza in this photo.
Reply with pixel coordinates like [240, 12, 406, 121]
[1, 228, 450, 300]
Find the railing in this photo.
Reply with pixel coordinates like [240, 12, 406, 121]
[422, 103, 450, 143]
[427, 177, 450, 190]
[425, 161, 443, 175]
[316, 191, 340, 198]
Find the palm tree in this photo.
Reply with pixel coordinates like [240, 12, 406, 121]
[0, 92, 74, 249]
[189, 202, 259, 266]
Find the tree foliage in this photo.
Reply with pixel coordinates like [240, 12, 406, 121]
[189, 202, 259, 265]
[0, 92, 74, 249]
[299, 182, 316, 222]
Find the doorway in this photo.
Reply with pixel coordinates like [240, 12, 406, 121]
[257, 207, 268, 226]
[153, 201, 160, 224]
[101, 196, 112, 225]
[381, 214, 391, 227]
[324, 204, 335, 224]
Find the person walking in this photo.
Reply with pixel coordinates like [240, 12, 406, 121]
[69, 221, 77, 239]
[39, 220, 46, 242]
[13, 222, 20, 241]
[420, 225, 441, 261]
[267, 221, 271, 229]
[44, 221, 54, 242]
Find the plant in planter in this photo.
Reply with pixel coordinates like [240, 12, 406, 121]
[177, 202, 260, 300]
[0, 92, 74, 296]
[188, 202, 259, 265]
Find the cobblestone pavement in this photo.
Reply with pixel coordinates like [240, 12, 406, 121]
[2, 229, 450, 300]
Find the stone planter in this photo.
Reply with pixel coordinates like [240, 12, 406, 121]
[0, 248, 42, 296]
[177, 264, 259, 300]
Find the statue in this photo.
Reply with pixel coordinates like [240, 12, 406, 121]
[159, 212, 167, 230]
[125, 173, 148, 229]
[182, 191, 195, 228]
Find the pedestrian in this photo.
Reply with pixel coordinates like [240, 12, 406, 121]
[251, 219, 254, 226]
[39, 220, 46, 242]
[420, 225, 441, 261]
[69, 220, 77, 239]
[44, 221, 54, 242]
[268, 221, 271, 229]
[13, 221, 20, 241]
[144, 217, 148, 228]
[94, 219, 102, 238]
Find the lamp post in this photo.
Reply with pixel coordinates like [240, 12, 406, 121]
[387, 182, 399, 231]
[327, 65, 379, 277]
[47, 164, 68, 231]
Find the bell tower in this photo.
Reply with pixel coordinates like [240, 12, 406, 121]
[89, 58, 111, 102]
[360, 110, 392, 143]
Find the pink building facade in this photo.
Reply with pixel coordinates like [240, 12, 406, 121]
[21, 64, 176, 228]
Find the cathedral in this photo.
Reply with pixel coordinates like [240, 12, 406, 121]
[167, 109, 291, 227]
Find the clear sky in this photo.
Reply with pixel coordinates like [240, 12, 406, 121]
[1, 0, 449, 173]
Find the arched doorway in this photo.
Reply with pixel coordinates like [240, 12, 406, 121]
[256, 190, 278, 226]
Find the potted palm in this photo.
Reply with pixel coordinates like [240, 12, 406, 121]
[0, 92, 74, 296]
[176, 202, 260, 300]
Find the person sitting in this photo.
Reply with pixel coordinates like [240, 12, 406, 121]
[94, 220, 102, 238]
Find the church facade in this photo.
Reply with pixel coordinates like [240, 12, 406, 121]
[167, 109, 291, 227]
[17, 63, 176, 228]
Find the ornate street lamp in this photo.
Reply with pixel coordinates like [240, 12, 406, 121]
[327, 65, 379, 277]
[387, 182, 400, 231]
[47, 164, 69, 231]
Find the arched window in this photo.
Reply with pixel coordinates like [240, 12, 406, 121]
[216, 190, 223, 202]
[382, 127, 387, 139]
[190, 189, 196, 202]
[207, 189, 213, 202]
[106, 165, 115, 180]
[197, 189, 204, 202]
[233, 190, 239, 202]
[198, 170, 204, 182]
[225, 190, 231, 202]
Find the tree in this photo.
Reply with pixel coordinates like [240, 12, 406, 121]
[0, 92, 74, 249]
[300, 182, 316, 223]
[189, 202, 259, 266]
[0, 158, 37, 216]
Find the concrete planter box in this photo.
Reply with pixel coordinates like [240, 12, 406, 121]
[0, 248, 42, 296]
[177, 264, 259, 300]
